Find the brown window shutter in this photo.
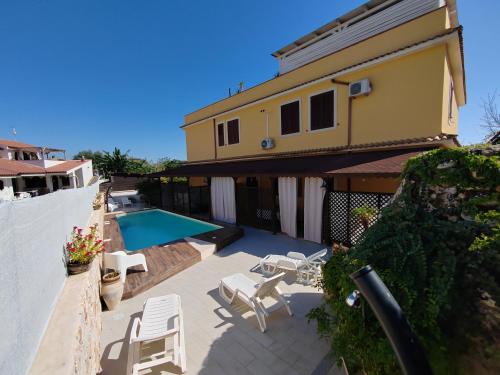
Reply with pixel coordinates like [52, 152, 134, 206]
[281, 101, 300, 135]
[217, 123, 225, 146]
[227, 119, 239, 144]
[311, 90, 334, 130]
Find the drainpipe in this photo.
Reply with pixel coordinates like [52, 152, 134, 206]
[260, 109, 269, 138]
[213, 119, 218, 160]
[331, 79, 351, 147]
[347, 97, 353, 147]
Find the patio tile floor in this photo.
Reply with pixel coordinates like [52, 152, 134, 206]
[100, 227, 339, 375]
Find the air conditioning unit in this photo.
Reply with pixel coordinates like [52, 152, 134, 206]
[261, 137, 275, 150]
[349, 79, 371, 97]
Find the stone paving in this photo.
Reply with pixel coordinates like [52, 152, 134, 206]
[100, 227, 337, 375]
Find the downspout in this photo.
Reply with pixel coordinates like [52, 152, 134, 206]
[213, 119, 218, 160]
[331, 79, 351, 147]
[348, 97, 353, 147]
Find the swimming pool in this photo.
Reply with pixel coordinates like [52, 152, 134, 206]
[117, 209, 222, 251]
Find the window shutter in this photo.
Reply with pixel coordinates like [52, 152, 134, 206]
[217, 123, 225, 146]
[227, 119, 239, 144]
[311, 90, 334, 130]
[281, 101, 300, 135]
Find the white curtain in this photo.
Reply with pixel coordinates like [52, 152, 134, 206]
[278, 177, 297, 238]
[210, 177, 236, 224]
[304, 177, 326, 243]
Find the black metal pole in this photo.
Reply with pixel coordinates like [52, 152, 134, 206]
[350, 265, 433, 375]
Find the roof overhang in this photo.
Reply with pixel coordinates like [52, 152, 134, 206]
[149, 146, 440, 179]
[447, 26, 466, 105]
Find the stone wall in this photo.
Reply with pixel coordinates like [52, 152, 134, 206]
[29, 200, 104, 375]
[0, 183, 100, 375]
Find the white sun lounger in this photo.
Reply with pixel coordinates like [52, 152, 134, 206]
[127, 294, 187, 375]
[103, 250, 148, 283]
[259, 248, 328, 284]
[219, 272, 292, 332]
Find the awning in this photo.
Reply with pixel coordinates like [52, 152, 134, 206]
[150, 147, 434, 178]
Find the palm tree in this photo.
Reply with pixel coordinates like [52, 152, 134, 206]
[100, 148, 130, 178]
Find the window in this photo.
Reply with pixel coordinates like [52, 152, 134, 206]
[217, 123, 225, 146]
[280, 100, 300, 135]
[0, 180, 4, 190]
[227, 119, 240, 145]
[310, 89, 335, 131]
[448, 80, 454, 121]
[61, 176, 70, 187]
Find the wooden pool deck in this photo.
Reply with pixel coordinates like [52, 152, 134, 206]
[103, 211, 243, 299]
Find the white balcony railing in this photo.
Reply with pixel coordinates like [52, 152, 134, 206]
[278, 0, 444, 74]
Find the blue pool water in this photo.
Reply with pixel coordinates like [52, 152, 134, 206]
[117, 209, 221, 251]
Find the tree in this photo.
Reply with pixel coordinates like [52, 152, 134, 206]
[73, 150, 104, 174]
[155, 157, 183, 171]
[125, 158, 155, 174]
[481, 91, 500, 140]
[99, 147, 130, 178]
[73, 150, 102, 161]
[73, 147, 182, 178]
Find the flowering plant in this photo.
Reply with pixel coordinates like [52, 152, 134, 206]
[66, 224, 104, 265]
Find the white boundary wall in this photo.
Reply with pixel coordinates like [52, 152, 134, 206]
[0, 183, 99, 375]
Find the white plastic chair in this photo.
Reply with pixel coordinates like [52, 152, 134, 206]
[127, 294, 186, 375]
[259, 248, 328, 284]
[219, 272, 292, 332]
[103, 250, 148, 283]
[121, 196, 133, 207]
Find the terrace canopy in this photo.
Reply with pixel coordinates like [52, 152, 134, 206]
[149, 147, 432, 178]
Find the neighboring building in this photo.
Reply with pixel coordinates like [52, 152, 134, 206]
[0, 138, 93, 201]
[154, 0, 465, 244]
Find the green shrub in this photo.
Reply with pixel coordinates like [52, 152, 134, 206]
[137, 179, 162, 207]
[309, 147, 500, 374]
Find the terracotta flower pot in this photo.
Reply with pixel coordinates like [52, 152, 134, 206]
[67, 262, 90, 275]
[101, 272, 124, 310]
[102, 271, 121, 283]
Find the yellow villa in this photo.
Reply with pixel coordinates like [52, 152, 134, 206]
[154, 0, 465, 245]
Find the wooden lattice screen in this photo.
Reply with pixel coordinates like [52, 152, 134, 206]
[327, 191, 393, 246]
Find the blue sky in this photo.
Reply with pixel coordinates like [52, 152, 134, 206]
[0, 1, 498, 160]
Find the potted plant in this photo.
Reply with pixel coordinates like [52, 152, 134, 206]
[66, 224, 104, 275]
[352, 204, 378, 231]
[102, 270, 120, 283]
[101, 270, 124, 310]
[93, 193, 103, 210]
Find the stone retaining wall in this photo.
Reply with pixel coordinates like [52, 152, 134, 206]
[29, 201, 104, 375]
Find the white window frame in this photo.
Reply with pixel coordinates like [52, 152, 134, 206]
[225, 117, 240, 146]
[279, 98, 302, 137]
[216, 122, 225, 147]
[308, 88, 337, 133]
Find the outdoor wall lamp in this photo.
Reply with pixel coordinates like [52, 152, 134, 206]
[345, 290, 361, 308]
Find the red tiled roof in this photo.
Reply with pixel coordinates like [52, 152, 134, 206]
[45, 160, 88, 173]
[0, 159, 90, 177]
[0, 159, 45, 176]
[0, 138, 38, 149]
